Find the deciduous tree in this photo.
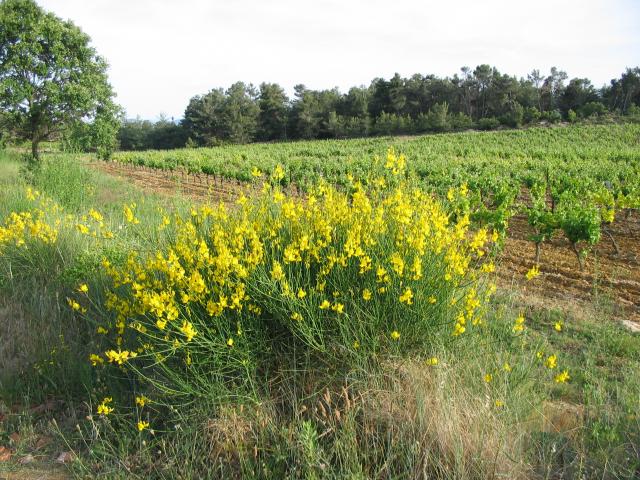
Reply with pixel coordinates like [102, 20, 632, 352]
[0, 0, 118, 159]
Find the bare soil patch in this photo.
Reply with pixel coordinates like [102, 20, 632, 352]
[499, 213, 640, 324]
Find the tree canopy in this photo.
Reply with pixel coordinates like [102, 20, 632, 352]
[168, 65, 639, 149]
[0, 0, 119, 159]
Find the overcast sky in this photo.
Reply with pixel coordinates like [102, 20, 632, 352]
[38, 0, 640, 120]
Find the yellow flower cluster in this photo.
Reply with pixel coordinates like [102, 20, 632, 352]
[0, 207, 58, 251]
[88, 153, 493, 398]
[512, 313, 526, 333]
[123, 203, 140, 225]
[525, 265, 540, 281]
[536, 350, 570, 383]
[76, 207, 115, 239]
[97, 397, 114, 416]
[554, 370, 570, 383]
[384, 148, 406, 175]
[0, 187, 116, 258]
[104, 349, 138, 365]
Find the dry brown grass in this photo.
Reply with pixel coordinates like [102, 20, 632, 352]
[356, 361, 532, 479]
[204, 403, 274, 468]
[0, 301, 32, 380]
[197, 360, 534, 479]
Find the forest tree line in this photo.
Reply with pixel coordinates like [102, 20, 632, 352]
[117, 65, 640, 150]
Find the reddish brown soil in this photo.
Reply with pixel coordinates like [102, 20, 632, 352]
[94, 162, 245, 201]
[93, 162, 304, 203]
[498, 214, 640, 323]
[91, 161, 640, 325]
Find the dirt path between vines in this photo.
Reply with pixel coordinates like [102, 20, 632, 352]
[91, 161, 640, 327]
[0, 467, 70, 480]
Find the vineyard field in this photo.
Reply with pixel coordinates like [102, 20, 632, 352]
[112, 123, 640, 193]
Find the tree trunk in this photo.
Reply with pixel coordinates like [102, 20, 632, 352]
[571, 243, 584, 270]
[603, 227, 620, 255]
[31, 137, 40, 161]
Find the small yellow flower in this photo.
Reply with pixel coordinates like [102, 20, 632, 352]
[89, 354, 103, 366]
[399, 288, 414, 305]
[545, 354, 558, 369]
[428, 296, 437, 304]
[331, 302, 344, 314]
[97, 404, 113, 416]
[251, 167, 262, 178]
[67, 298, 81, 311]
[484, 373, 493, 383]
[512, 314, 526, 333]
[227, 338, 234, 347]
[525, 265, 540, 281]
[180, 321, 197, 342]
[447, 188, 455, 202]
[426, 357, 438, 366]
[390, 330, 400, 341]
[291, 312, 303, 321]
[362, 288, 372, 301]
[452, 323, 466, 336]
[137, 420, 150, 432]
[554, 370, 570, 383]
[503, 362, 512, 372]
[135, 395, 149, 407]
[272, 164, 285, 181]
[77, 283, 89, 293]
[319, 300, 331, 310]
[297, 288, 306, 299]
[123, 204, 140, 225]
[105, 349, 138, 365]
[494, 400, 504, 408]
[76, 223, 90, 235]
[97, 397, 113, 416]
[481, 262, 495, 273]
[353, 340, 360, 350]
[271, 261, 285, 281]
[554, 321, 563, 332]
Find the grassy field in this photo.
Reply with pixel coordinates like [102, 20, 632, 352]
[0, 126, 639, 479]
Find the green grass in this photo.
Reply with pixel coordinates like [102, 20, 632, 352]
[530, 310, 640, 478]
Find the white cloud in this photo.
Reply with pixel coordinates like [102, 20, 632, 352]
[38, 0, 640, 119]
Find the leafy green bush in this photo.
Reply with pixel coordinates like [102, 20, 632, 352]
[477, 117, 500, 130]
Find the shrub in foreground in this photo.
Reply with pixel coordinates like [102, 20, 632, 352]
[88, 151, 497, 406]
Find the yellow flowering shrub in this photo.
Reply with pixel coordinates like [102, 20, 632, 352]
[0, 189, 61, 251]
[89, 153, 499, 400]
[0, 187, 117, 257]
